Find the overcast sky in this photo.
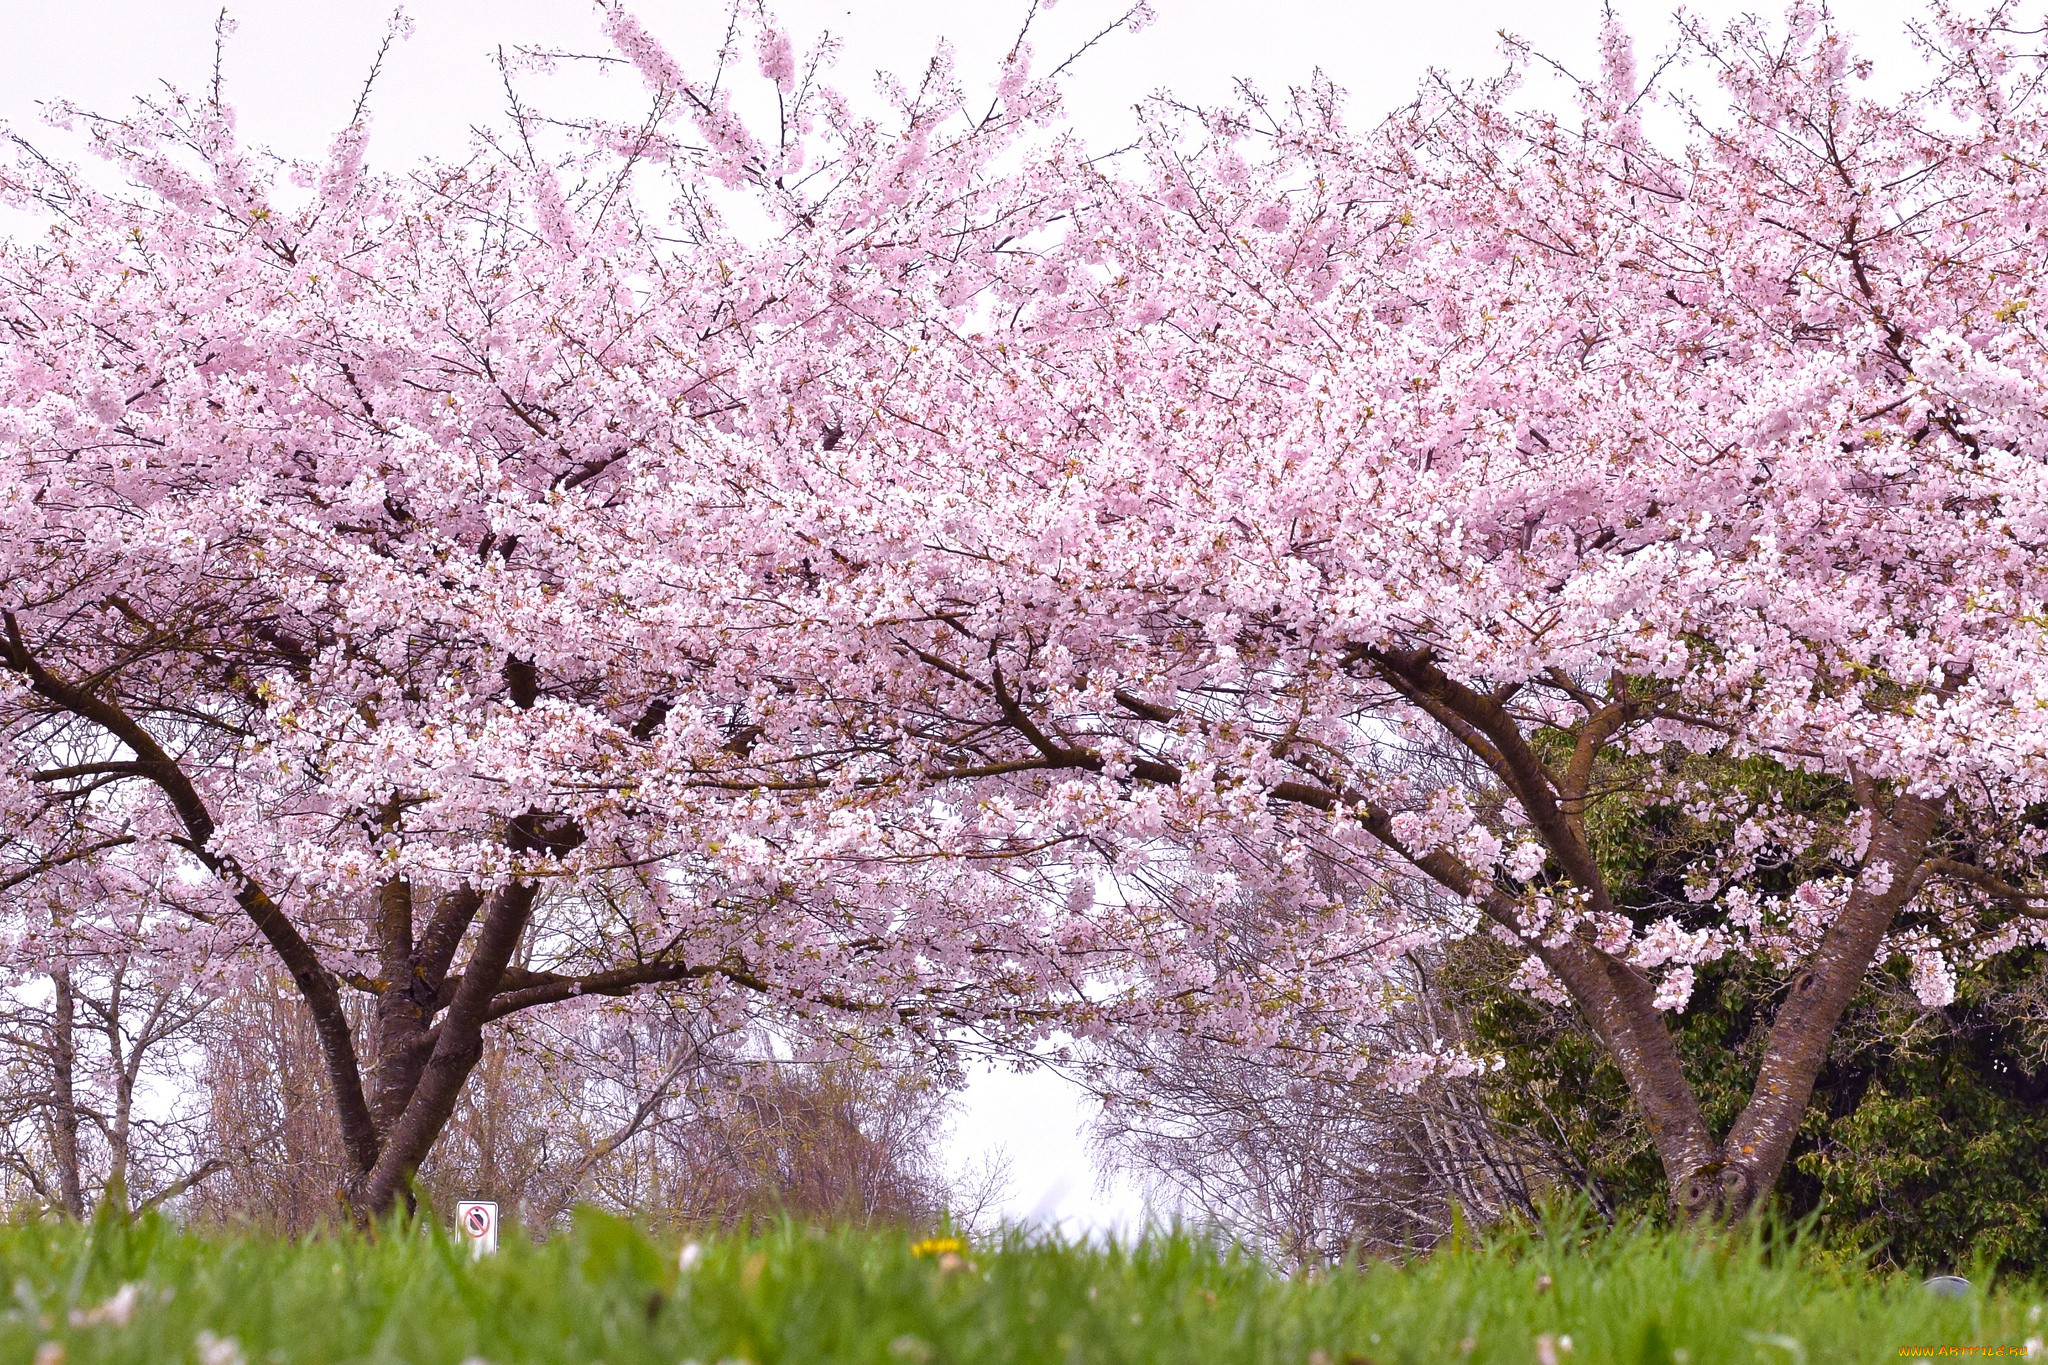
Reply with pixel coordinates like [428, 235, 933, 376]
[0, 0, 1942, 1233]
[0, 0, 1936, 171]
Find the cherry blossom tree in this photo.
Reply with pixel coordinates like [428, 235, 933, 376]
[610, 0, 2048, 1220]
[6, 0, 2048, 1225]
[0, 0, 1220, 1220]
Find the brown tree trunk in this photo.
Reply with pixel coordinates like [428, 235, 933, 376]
[368, 879, 484, 1137]
[1482, 796, 1941, 1223]
[360, 880, 541, 1215]
[1346, 653, 1953, 1220]
[48, 965, 85, 1219]
[1528, 938, 1722, 1206]
[1690, 793, 1941, 1218]
[2, 633, 603, 1228]
[223, 879, 384, 1199]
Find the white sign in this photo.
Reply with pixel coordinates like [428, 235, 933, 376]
[456, 1199, 498, 1257]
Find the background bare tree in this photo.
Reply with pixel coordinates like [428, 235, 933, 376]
[1089, 945, 1582, 1267]
[2, 871, 1006, 1235]
[0, 948, 219, 1218]
[161, 974, 997, 1236]
[184, 979, 357, 1232]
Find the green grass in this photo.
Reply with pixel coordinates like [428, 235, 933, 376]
[0, 1209, 2038, 1364]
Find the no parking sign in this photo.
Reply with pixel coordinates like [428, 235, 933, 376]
[456, 1199, 498, 1257]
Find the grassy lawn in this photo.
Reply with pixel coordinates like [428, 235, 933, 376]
[0, 1211, 2037, 1365]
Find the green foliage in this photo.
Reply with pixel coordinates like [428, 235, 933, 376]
[1792, 952, 2048, 1276]
[1465, 946, 2048, 1272]
[1458, 742, 2048, 1274]
[0, 1213, 2037, 1364]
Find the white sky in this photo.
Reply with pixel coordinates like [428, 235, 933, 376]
[0, 0, 1937, 1232]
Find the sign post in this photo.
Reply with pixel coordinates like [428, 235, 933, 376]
[456, 1199, 498, 1257]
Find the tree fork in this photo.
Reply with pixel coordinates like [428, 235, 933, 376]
[359, 879, 543, 1216]
[1690, 793, 1943, 1220]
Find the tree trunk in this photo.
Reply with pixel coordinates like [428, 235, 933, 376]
[102, 961, 131, 1205]
[0, 649, 386, 1196]
[369, 880, 484, 1137]
[1341, 654, 1951, 1221]
[1496, 798, 1941, 1222]
[48, 965, 84, 1219]
[1528, 937, 1722, 1207]
[2, 638, 590, 1227]
[1686, 793, 1941, 1218]
[1493, 795, 1940, 1222]
[360, 880, 541, 1215]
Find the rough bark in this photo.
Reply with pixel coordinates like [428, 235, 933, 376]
[48, 965, 84, 1218]
[369, 874, 418, 1136]
[368, 881, 489, 1127]
[1354, 651, 1728, 1205]
[1701, 793, 1942, 1217]
[1529, 939, 1723, 1203]
[360, 879, 541, 1214]
[4, 631, 655, 1223]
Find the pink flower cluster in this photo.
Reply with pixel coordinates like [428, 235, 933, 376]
[4, 2, 2047, 1106]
